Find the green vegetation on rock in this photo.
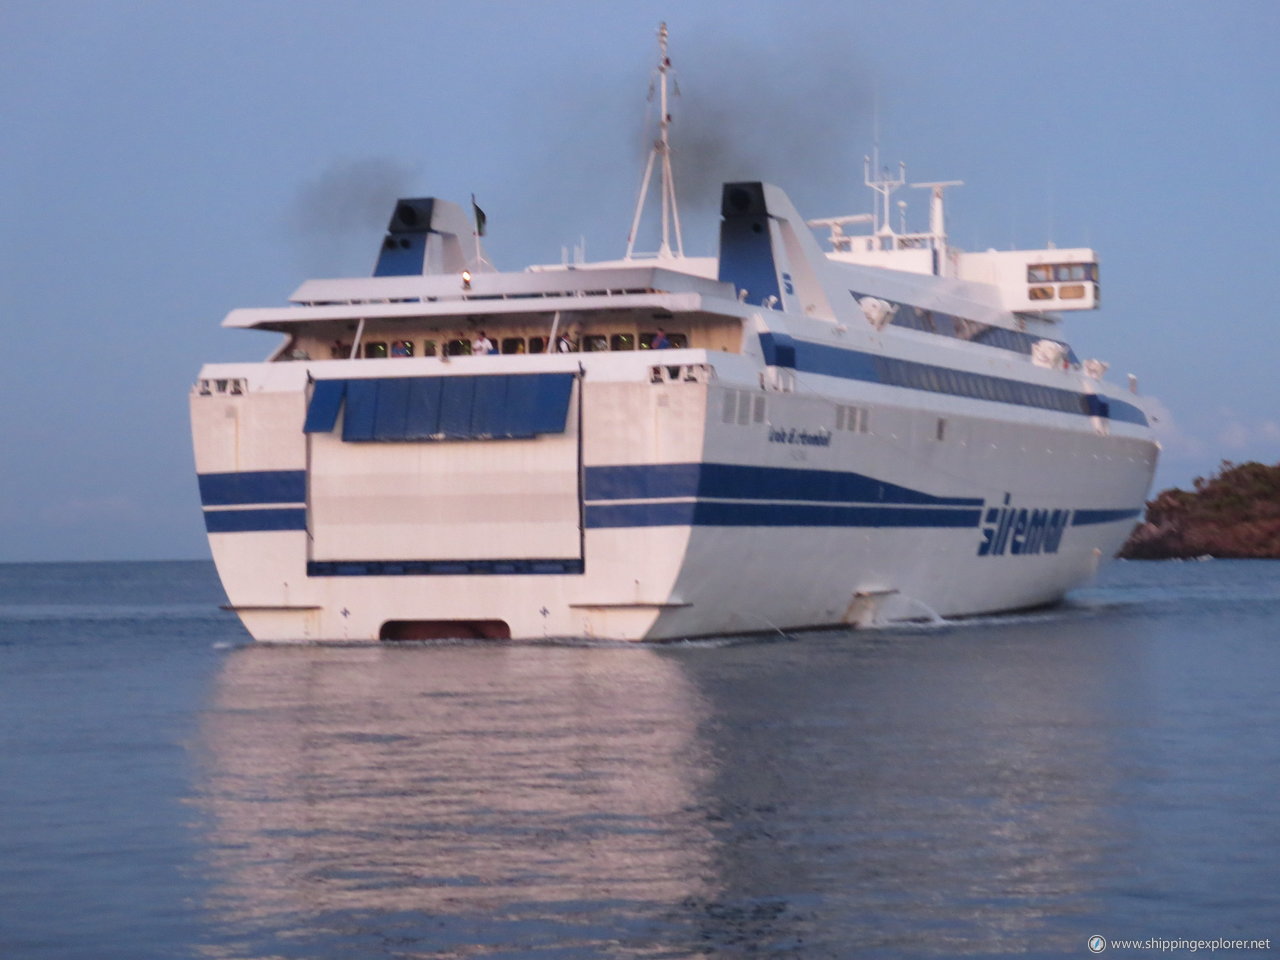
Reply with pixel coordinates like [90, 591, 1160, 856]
[1121, 461, 1280, 559]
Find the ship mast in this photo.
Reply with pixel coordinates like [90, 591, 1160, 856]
[625, 22, 684, 260]
[864, 152, 906, 250]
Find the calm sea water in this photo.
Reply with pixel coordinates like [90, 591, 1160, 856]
[1, 560, 1277, 959]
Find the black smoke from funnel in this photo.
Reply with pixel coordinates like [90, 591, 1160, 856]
[511, 19, 876, 262]
[670, 32, 873, 215]
[286, 158, 419, 276]
[598, 24, 874, 257]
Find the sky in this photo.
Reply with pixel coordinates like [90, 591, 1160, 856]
[2, 0, 1278, 562]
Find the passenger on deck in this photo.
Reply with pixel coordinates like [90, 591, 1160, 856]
[557, 332, 575, 352]
[472, 331, 494, 355]
[652, 327, 670, 349]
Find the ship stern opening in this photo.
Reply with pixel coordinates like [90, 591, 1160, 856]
[379, 619, 512, 641]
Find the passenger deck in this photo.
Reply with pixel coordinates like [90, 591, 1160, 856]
[268, 309, 743, 365]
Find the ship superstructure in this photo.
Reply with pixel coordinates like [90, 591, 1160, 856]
[190, 27, 1157, 642]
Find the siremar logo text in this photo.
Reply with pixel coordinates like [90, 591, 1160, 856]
[977, 495, 1072, 557]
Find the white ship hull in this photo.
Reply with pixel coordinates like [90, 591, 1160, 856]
[193, 337, 1155, 642]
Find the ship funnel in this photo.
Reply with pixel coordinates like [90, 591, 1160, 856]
[373, 197, 489, 277]
[718, 181, 835, 320]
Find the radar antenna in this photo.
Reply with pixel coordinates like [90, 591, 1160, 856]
[625, 22, 684, 260]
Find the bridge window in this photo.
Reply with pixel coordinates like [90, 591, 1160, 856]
[1054, 264, 1093, 281]
[423, 339, 437, 356]
[1059, 284, 1086, 300]
[501, 337, 526, 354]
[1028, 286, 1055, 301]
[611, 333, 635, 351]
[528, 336, 548, 354]
[364, 341, 388, 358]
[1028, 262, 1098, 290]
[391, 340, 414, 357]
[582, 335, 609, 352]
[445, 338, 471, 356]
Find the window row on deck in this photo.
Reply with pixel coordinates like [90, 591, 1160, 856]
[282, 330, 693, 361]
[873, 355, 1114, 419]
[851, 290, 1081, 365]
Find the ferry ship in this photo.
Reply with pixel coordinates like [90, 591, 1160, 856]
[191, 27, 1158, 642]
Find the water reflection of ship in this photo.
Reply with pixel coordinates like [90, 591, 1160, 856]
[193, 623, 1130, 953]
[192, 644, 716, 943]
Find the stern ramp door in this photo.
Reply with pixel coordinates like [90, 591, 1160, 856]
[303, 374, 581, 565]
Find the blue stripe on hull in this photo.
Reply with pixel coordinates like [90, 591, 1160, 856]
[585, 501, 983, 530]
[306, 558, 583, 577]
[204, 507, 307, 532]
[584, 462, 983, 507]
[195, 473, 1139, 545]
[198, 470, 306, 506]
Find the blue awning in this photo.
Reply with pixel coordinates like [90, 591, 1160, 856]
[302, 379, 347, 433]
[304, 373, 575, 441]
